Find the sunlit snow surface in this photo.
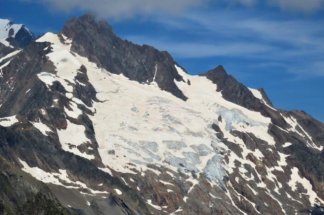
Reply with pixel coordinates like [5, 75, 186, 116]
[0, 115, 19, 127]
[34, 33, 280, 186]
[288, 167, 319, 205]
[249, 88, 276, 111]
[19, 159, 108, 195]
[0, 50, 22, 77]
[31, 121, 53, 136]
[282, 114, 323, 151]
[0, 19, 23, 47]
[2, 31, 316, 211]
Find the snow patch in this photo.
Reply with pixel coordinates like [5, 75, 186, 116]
[283, 115, 323, 151]
[0, 50, 21, 64]
[0, 115, 19, 127]
[31, 121, 52, 136]
[160, 180, 175, 186]
[249, 88, 263, 100]
[65, 102, 83, 119]
[288, 167, 323, 205]
[209, 193, 221, 199]
[282, 142, 292, 148]
[249, 88, 275, 110]
[170, 207, 183, 214]
[114, 189, 122, 195]
[146, 199, 162, 210]
[19, 159, 108, 195]
[98, 167, 113, 176]
[57, 119, 94, 160]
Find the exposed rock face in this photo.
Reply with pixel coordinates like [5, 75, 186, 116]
[0, 43, 14, 58]
[0, 15, 323, 215]
[0, 18, 34, 49]
[204, 65, 288, 127]
[62, 14, 187, 100]
[204, 65, 261, 110]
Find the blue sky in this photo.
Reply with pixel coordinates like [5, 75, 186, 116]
[1, 0, 324, 121]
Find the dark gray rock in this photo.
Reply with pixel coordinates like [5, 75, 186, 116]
[0, 43, 15, 59]
[290, 110, 324, 146]
[203, 65, 288, 127]
[62, 14, 187, 100]
[259, 88, 273, 106]
[6, 25, 34, 48]
[203, 65, 260, 110]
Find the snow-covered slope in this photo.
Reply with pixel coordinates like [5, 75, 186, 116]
[0, 19, 21, 46]
[32, 31, 324, 214]
[35, 32, 277, 180]
[0, 18, 33, 48]
[0, 15, 323, 215]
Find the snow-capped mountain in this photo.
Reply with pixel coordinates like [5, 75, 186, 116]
[0, 15, 323, 215]
[0, 18, 34, 68]
[0, 18, 33, 48]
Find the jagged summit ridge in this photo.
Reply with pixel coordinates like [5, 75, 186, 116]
[62, 14, 187, 100]
[0, 18, 33, 48]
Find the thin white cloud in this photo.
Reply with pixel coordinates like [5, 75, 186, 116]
[157, 10, 324, 51]
[23, 0, 324, 77]
[126, 35, 275, 58]
[268, 0, 324, 13]
[125, 10, 324, 76]
[229, 0, 257, 7]
[35, 0, 206, 18]
[217, 0, 324, 13]
[26, 0, 324, 18]
[311, 61, 324, 76]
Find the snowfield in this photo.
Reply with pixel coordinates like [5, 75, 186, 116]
[13, 32, 320, 210]
[35, 33, 274, 184]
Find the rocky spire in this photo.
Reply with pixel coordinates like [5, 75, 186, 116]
[203, 65, 263, 110]
[203, 65, 288, 127]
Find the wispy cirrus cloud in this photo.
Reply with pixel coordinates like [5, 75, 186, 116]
[123, 9, 324, 76]
[26, 0, 207, 19]
[22, 0, 324, 78]
[225, 0, 324, 13]
[268, 0, 324, 13]
[126, 36, 276, 58]
[157, 10, 324, 48]
[24, 0, 324, 19]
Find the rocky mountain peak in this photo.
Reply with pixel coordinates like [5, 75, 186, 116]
[0, 18, 34, 48]
[204, 65, 264, 109]
[0, 15, 323, 215]
[62, 14, 114, 40]
[62, 14, 187, 100]
[0, 18, 34, 61]
[203, 65, 290, 127]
